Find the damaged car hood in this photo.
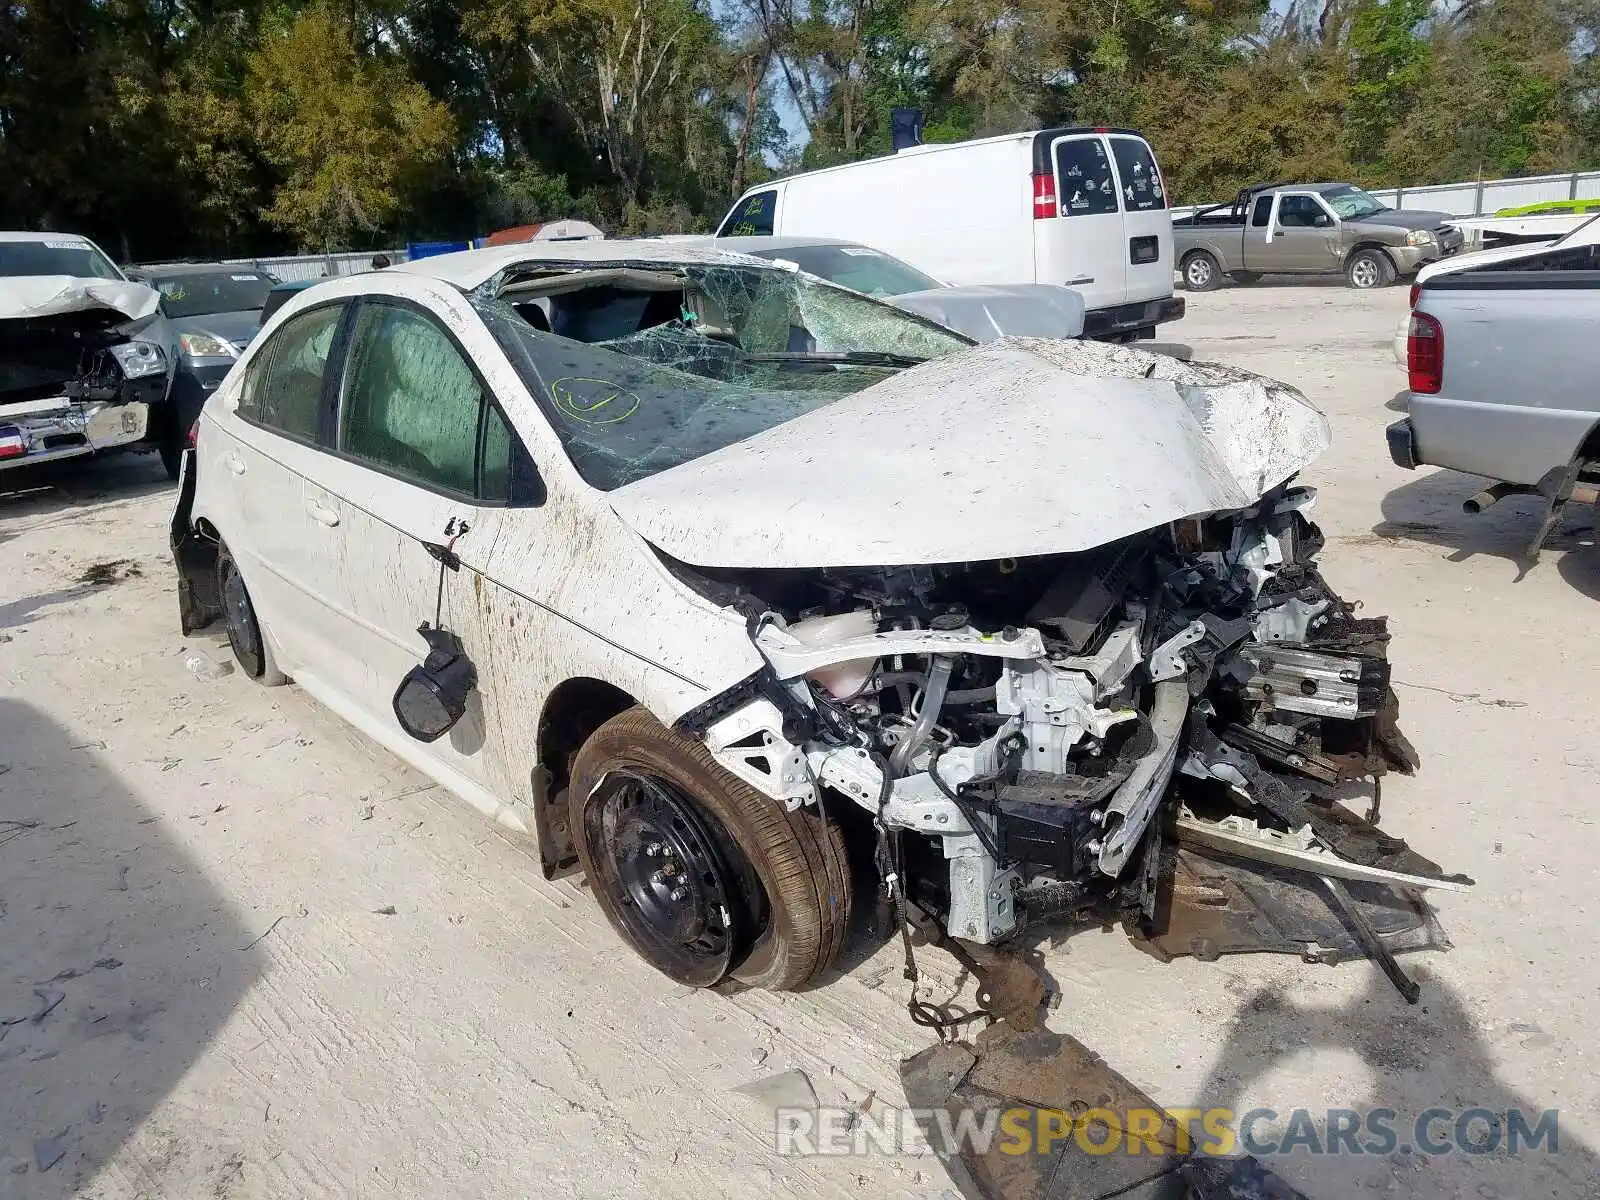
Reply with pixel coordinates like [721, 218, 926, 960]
[0, 277, 161, 323]
[609, 338, 1331, 569]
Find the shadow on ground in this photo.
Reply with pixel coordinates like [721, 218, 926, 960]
[1191, 970, 1595, 1197]
[0, 452, 171, 551]
[0, 699, 260, 1194]
[1377, 466, 1599, 599]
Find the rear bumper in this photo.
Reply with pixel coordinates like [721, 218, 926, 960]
[0, 399, 150, 472]
[1386, 418, 1417, 470]
[170, 448, 223, 633]
[1394, 396, 1600, 484]
[1083, 295, 1185, 338]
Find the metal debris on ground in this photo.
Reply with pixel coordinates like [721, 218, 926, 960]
[902, 1021, 1311, 1200]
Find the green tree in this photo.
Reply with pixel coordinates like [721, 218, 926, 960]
[245, 4, 455, 249]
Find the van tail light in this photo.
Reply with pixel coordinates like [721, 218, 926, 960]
[1032, 172, 1058, 220]
[1408, 283, 1420, 309]
[186, 419, 199, 448]
[1407, 311, 1443, 394]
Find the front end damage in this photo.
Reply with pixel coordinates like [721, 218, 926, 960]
[676, 485, 1468, 994]
[650, 344, 1470, 1198]
[0, 280, 169, 471]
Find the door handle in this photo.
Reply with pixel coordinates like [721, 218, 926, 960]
[225, 453, 246, 476]
[305, 499, 340, 528]
[1064, 276, 1095, 286]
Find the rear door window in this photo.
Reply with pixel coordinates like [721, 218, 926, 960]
[1109, 138, 1166, 211]
[719, 190, 777, 236]
[1251, 196, 1272, 227]
[238, 303, 343, 442]
[1053, 139, 1119, 216]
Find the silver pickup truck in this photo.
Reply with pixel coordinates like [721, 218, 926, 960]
[1386, 217, 1600, 560]
[1173, 182, 1464, 291]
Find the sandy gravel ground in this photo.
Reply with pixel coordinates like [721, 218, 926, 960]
[1, 281, 1596, 1199]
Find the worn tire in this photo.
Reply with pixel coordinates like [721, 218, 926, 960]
[1181, 250, 1222, 292]
[1346, 248, 1395, 290]
[569, 707, 851, 991]
[216, 542, 285, 685]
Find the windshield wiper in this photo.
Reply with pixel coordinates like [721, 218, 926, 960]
[741, 350, 928, 367]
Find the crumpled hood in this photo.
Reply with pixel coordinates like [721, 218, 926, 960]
[609, 338, 1331, 569]
[0, 276, 161, 323]
[889, 284, 1086, 342]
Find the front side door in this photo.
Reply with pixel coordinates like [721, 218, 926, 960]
[1268, 192, 1342, 273]
[294, 299, 522, 792]
[1106, 135, 1172, 304]
[1037, 134, 1127, 310]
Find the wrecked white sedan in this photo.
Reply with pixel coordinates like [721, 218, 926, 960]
[172, 240, 1468, 1008]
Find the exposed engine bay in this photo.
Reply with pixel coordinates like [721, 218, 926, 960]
[673, 483, 1471, 1000]
[0, 282, 169, 469]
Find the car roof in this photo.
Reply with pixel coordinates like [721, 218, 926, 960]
[130, 262, 270, 276]
[711, 235, 862, 253]
[0, 231, 101, 245]
[393, 238, 777, 291]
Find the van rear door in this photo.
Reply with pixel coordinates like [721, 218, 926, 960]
[1107, 135, 1171, 304]
[1035, 133, 1127, 312]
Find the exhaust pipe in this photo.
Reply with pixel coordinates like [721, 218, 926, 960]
[1463, 482, 1535, 514]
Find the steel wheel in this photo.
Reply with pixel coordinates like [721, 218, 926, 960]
[219, 549, 265, 678]
[1182, 251, 1221, 292]
[215, 542, 284, 684]
[581, 769, 757, 986]
[569, 707, 851, 992]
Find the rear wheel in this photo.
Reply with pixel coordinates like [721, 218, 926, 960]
[1181, 250, 1222, 292]
[569, 707, 850, 991]
[1346, 249, 1395, 290]
[216, 543, 285, 685]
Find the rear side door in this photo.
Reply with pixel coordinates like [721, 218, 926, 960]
[1106, 135, 1171, 304]
[209, 301, 349, 676]
[1241, 193, 1275, 271]
[1036, 134, 1127, 311]
[294, 298, 523, 791]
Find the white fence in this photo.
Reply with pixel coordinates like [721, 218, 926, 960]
[220, 249, 409, 282]
[1172, 169, 1600, 220]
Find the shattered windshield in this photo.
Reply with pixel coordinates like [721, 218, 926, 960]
[1323, 186, 1389, 219]
[152, 271, 275, 317]
[746, 244, 942, 297]
[0, 240, 122, 280]
[476, 261, 970, 490]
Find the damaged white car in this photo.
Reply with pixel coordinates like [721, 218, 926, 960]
[171, 240, 1469, 1012]
[0, 233, 176, 472]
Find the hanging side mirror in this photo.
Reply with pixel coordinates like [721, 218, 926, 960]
[392, 624, 477, 742]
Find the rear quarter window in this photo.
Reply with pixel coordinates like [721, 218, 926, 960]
[720, 190, 777, 236]
[1110, 138, 1166, 211]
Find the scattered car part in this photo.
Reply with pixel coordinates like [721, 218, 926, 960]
[901, 1023, 1311, 1200]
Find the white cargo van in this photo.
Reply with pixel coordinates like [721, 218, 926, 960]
[716, 127, 1184, 340]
